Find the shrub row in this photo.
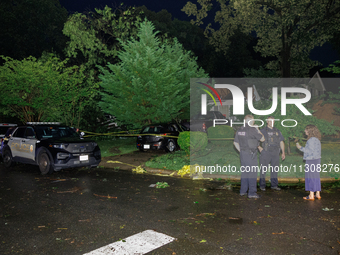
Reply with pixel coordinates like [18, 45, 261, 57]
[178, 125, 235, 153]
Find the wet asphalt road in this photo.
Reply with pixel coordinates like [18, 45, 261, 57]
[0, 163, 340, 255]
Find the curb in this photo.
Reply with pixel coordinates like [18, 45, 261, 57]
[101, 161, 339, 183]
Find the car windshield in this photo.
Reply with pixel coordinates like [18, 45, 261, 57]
[141, 126, 166, 134]
[34, 126, 79, 139]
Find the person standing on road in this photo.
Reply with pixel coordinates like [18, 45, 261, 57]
[296, 125, 322, 201]
[258, 116, 285, 191]
[234, 115, 265, 199]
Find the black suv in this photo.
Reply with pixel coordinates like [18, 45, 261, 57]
[137, 123, 189, 152]
[2, 122, 101, 174]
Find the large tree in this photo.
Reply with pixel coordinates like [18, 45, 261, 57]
[62, 5, 144, 130]
[0, 54, 95, 126]
[98, 20, 208, 129]
[63, 5, 143, 69]
[182, 0, 340, 77]
[137, 5, 261, 77]
[0, 0, 68, 60]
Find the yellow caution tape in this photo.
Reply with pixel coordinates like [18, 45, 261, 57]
[177, 164, 201, 177]
[178, 165, 191, 177]
[82, 131, 178, 139]
[132, 166, 146, 174]
[106, 160, 146, 174]
[106, 160, 138, 168]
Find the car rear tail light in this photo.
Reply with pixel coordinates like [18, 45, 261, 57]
[161, 133, 167, 136]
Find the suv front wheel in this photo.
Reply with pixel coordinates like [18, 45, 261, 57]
[38, 150, 54, 175]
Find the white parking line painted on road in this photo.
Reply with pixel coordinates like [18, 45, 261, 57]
[83, 230, 176, 255]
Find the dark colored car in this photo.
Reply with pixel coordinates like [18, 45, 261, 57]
[189, 111, 229, 132]
[0, 124, 17, 156]
[136, 123, 189, 152]
[2, 122, 101, 174]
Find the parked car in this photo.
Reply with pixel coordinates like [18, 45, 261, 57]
[0, 124, 17, 156]
[2, 122, 101, 174]
[136, 123, 189, 152]
[189, 111, 229, 132]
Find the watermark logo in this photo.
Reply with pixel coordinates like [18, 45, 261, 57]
[201, 84, 312, 116]
[197, 82, 223, 115]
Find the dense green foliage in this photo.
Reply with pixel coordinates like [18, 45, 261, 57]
[182, 0, 340, 77]
[190, 131, 208, 153]
[137, 7, 260, 77]
[61, 6, 145, 131]
[207, 126, 235, 145]
[177, 131, 190, 154]
[63, 6, 142, 69]
[240, 97, 340, 140]
[0, 54, 96, 125]
[322, 60, 340, 75]
[321, 60, 340, 115]
[98, 19, 208, 129]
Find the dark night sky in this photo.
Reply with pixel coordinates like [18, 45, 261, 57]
[59, 0, 339, 68]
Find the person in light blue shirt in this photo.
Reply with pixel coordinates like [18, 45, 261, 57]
[296, 125, 321, 201]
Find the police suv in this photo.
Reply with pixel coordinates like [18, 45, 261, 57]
[2, 122, 101, 174]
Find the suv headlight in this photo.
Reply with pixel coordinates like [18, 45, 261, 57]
[52, 144, 64, 149]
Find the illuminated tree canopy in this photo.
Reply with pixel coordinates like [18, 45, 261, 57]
[182, 0, 340, 77]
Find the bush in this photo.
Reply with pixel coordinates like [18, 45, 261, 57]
[207, 125, 235, 145]
[190, 131, 208, 153]
[178, 131, 190, 154]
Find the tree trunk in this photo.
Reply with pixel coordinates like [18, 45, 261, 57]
[281, 28, 291, 78]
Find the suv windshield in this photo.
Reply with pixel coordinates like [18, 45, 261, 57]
[34, 126, 78, 139]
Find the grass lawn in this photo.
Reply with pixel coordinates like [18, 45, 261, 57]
[192, 141, 340, 179]
[145, 150, 190, 170]
[95, 137, 137, 157]
[145, 140, 340, 179]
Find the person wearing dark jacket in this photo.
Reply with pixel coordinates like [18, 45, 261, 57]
[258, 116, 285, 191]
[234, 115, 265, 199]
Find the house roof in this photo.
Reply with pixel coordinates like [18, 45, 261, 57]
[214, 84, 260, 101]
